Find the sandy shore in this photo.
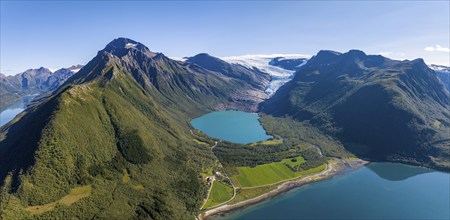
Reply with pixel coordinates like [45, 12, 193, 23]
[199, 159, 368, 220]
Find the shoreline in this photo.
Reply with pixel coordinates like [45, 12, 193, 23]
[199, 159, 368, 220]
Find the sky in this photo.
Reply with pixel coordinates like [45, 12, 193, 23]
[1, 1, 449, 75]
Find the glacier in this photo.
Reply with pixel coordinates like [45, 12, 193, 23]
[222, 54, 310, 96]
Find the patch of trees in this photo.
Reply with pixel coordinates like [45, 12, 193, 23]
[214, 141, 325, 168]
[213, 141, 305, 167]
[118, 129, 153, 164]
[286, 149, 327, 172]
[172, 169, 204, 212]
[135, 191, 174, 219]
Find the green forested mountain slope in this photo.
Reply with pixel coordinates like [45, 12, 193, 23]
[261, 50, 450, 171]
[0, 38, 266, 219]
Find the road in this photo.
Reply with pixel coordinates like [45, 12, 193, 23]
[199, 139, 236, 211]
[199, 159, 344, 220]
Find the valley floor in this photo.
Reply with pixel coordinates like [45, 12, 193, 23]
[199, 158, 368, 220]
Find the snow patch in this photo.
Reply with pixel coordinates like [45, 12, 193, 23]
[70, 68, 81, 73]
[125, 43, 137, 48]
[296, 59, 308, 68]
[429, 64, 450, 72]
[48, 67, 60, 73]
[170, 57, 188, 62]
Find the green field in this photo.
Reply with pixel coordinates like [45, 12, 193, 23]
[203, 181, 234, 208]
[232, 156, 326, 188]
[230, 185, 277, 204]
[250, 140, 282, 146]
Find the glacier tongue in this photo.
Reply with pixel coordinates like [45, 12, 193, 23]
[222, 54, 309, 96]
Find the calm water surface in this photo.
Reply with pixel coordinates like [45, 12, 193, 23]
[214, 162, 450, 219]
[0, 96, 35, 127]
[191, 110, 272, 144]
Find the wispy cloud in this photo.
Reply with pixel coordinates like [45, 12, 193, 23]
[424, 45, 450, 53]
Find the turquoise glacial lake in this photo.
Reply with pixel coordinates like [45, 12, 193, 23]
[214, 162, 450, 219]
[191, 110, 272, 144]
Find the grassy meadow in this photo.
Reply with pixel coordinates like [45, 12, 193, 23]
[231, 156, 327, 188]
[203, 181, 233, 208]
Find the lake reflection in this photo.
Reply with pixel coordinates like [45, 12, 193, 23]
[0, 96, 36, 127]
[366, 162, 433, 181]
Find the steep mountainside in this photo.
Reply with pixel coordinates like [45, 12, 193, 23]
[261, 50, 450, 171]
[0, 66, 82, 106]
[0, 38, 266, 219]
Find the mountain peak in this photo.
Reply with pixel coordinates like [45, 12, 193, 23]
[317, 50, 342, 57]
[411, 58, 426, 65]
[189, 53, 221, 61]
[409, 58, 430, 71]
[345, 49, 367, 59]
[105, 37, 139, 48]
[309, 50, 341, 64]
[24, 67, 52, 74]
[102, 37, 156, 58]
[187, 53, 228, 69]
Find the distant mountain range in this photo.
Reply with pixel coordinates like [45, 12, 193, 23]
[0, 65, 83, 105]
[0, 38, 449, 219]
[3, 54, 444, 108]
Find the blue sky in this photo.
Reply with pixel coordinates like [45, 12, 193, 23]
[1, 1, 449, 75]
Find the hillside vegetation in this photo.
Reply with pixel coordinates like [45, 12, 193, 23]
[1, 39, 449, 219]
[0, 38, 268, 219]
[261, 50, 450, 171]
